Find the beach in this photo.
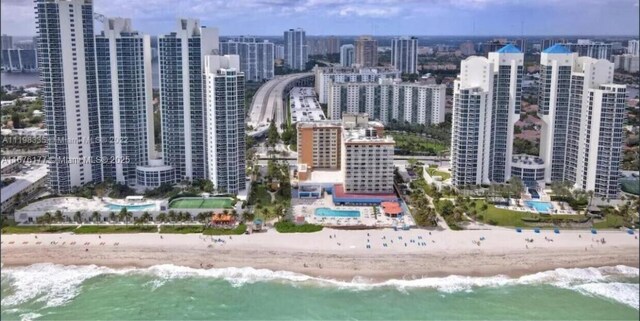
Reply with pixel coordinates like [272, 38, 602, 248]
[2, 228, 638, 280]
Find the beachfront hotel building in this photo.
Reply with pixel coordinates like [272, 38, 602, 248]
[355, 36, 378, 67]
[158, 19, 219, 182]
[204, 55, 246, 194]
[296, 114, 396, 200]
[284, 28, 308, 71]
[314, 66, 400, 104]
[341, 114, 395, 194]
[220, 36, 275, 82]
[391, 36, 418, 74]
[538, 44, 625, 199]
[95, 18, 154, 185]
[36, 0, 102, 194]
[450, 44, 523, 187]
[340, 44, 355, 67]
[327, 78, 445, 125]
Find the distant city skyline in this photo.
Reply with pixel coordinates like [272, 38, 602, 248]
[2, 0, 639, 37]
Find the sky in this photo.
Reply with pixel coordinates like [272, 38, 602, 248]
[1, 0, 639, 37]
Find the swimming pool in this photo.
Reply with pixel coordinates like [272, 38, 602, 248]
[105, 203, 156, 212]
[315, 207, 360, 218]
[525, 200, 553, 213]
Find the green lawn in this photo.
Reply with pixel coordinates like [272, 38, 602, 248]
[169, 197, 234, 209]
[472, 201, 588, 227]
[253, 185, 273, 205]
[427, 167, 451, 180]
[593, 215, 626, 229]
[390, 133, 447, 155]
[74, 225, 157, 234]
[202, 224, 247, 235]
[1, 225, 78, 234]
[160, 225, 205, 234]
[274, 221, 323, 233]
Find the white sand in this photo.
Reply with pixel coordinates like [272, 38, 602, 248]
[2, 228, 638, 280]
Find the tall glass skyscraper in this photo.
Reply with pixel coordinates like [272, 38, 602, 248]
[220, 36, 274, 82]
[391, 36, 418, 74]
[539, 44, 625, 199]
[158, 19, 219, 182]
[284, 28, 307, 71]
[95, 18, 154, 185]
[204, 55, 246, 194]
[36, 0, 101, 194]
[451, 44, 523, 186]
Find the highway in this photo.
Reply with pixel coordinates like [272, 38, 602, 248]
[248, 73, 313, 133]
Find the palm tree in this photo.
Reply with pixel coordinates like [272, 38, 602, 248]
[124, 211, 133, 226]
[243, 211, 255, 223]
[73, 211, 83, 224]
[41, 212, 53, 226]
[156, 212, 167, 224]
[168, 211, 177, 226]
[91, 211, 101, 223]
[109, 211, 116, 223]
[183, 212, 192, 222]
[141, 211, 152, 224]
[230, 209, 238, 221]
[261, 207, 270, 219]
[54, 210, 63, 223]
[196, 212, 208, 225]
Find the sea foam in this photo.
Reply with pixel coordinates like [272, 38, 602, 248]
[1, 263, 638, 309]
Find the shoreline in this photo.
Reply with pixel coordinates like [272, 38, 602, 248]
[2, 228, 638, 281]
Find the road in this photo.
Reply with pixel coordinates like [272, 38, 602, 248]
[247, 73, 313, 133]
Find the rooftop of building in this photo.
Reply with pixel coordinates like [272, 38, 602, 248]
[296, 120, 343, 129]
[511, 154, 545, 168]
[315, 66, 399, 74]
[297, 168, 344, 185]
[543, 44, 571, 54]
[496, 44, 522, 54]
[1, 164, 48, 203]
[343, 127, 394, 144]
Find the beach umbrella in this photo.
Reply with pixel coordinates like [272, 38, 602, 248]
[534, 228, 540, 233]
[591, 228, 597, 234]
[627, 229, 635, 235]
[554, 228, 560, 234]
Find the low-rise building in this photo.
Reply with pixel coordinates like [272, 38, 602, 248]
[510, 154, 546, 187]
[1, 165, 48, 215]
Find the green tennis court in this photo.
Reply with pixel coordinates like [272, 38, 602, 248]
[169, 197, 234, 209]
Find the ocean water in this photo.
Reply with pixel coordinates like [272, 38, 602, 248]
[1, 264, 638, 320]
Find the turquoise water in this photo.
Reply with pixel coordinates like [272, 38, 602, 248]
[525, 200, 554, 213]
[315, 207, 360, 218]
[104, 203, 155, 212]
[1, 264, 638, 320]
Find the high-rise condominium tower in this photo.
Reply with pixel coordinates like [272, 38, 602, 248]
[220, 36, 275, 82]
[539, 44, 625, 199]
[627, 40, 639, 56]
[391, 36, 418, 74]
[36, 0, 101, 194]
[355, 36, 378, 67]
[95, 18, 154, 185]
[158, 19, 219, 182]
[451, 45, 523, 187]
[284, 28, 307, 71]
[340, 44, 354, 67]
[204, 55, 246, 194]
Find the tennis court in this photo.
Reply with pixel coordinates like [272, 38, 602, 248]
[169, 197, 234, 209]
